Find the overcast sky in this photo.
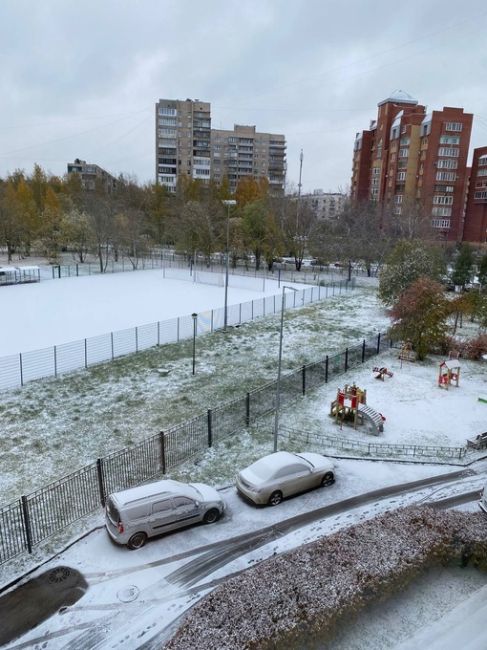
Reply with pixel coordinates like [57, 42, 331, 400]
[1, 0, 487, 194]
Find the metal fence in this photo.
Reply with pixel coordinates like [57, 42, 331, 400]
[0, 278, 352, 390]
[278, 427, 467, 462]
[0, 329, 407, 566]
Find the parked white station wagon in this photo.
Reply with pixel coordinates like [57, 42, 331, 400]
[105, 479, 225, 549]
[236, 451, 335, 506]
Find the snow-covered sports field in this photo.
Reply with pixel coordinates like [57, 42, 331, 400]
[0, 267, 309, 355]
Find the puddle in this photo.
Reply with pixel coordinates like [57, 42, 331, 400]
[0, 565, 88, 645]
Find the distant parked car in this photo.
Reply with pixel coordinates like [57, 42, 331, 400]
[105, 479, 225, 549]
[479, 482, 487, 515]
[236, 451, 335, 506]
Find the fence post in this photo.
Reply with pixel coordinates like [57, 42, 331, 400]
[362, 339, 366, 363]
[207, 409, 213, 448]
[239, 303, 242, 325]
[111, 332, 114, 360]
[20, 496, 33, 554]
[177, 317, 180, 342]
[54, 345, 57, 378]
[84, 339, 88, 368]
[96, 458, 106, 506]
[345, 348, 349, 372]
[377, 332, 381, 354]
[135, 326, 139, 353]
[76, 264, 79, 277]
[19, 353, 24, 387]
[160, 431, 166, 474]
[246, 392, 250, 426]
[325, 355, 329, 383]
[211, 309, 214, 332]
[318, 284, 321, 300]
[302, 365, 306, 395]
[252, 300, 254, 320]
[157, 321, 160, 346]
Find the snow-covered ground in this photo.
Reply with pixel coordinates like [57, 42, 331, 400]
[0, 267, 310, 355]
[1, 268, 487, 649]
[2, 458, 486, 650]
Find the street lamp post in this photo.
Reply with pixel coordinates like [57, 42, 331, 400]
[191, 313, 197, 375]
[273, 285, 298, 452]
[222, 199, 237, 330]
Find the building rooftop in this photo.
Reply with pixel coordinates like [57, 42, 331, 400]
[378, 90, 418, 106]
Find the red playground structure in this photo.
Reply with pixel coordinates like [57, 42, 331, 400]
[373, 366, 393, 381]
[438, 359, 461, 389]
[330, 384, 384, 435]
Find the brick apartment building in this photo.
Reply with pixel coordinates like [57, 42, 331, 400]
[155, 98, 286, 195]
[351, 91, 473, 242]
[463, 147, 487, 242]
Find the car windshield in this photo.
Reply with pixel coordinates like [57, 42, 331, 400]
[248, 458, 275, 479]
[293, 454, 314, 469]
[187, 484, 202, 500]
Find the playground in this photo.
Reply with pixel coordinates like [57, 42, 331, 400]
[289, 349, 487, 450]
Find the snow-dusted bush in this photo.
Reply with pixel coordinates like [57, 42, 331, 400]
[164, 507, 487, 650]
[440, 334, 487, 360]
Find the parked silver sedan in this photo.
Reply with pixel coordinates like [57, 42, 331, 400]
[236, 451, 335, 506]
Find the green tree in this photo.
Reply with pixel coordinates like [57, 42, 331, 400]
[390, 278, 449, 360]
[241, 200, 268, 270]
[478, 253, 487, 290]
[378, 240, 445, 305]
[451, 243, 474, 289]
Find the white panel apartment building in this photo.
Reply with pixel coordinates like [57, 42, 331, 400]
[300, 190, 347, 220]
[155, 98, 286, 194]
[155, 98, 211, 192]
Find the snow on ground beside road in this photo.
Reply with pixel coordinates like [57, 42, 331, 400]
[3, 458, 484, 650]
[0, 268, 307, 355]
[393, 579, 487, 650]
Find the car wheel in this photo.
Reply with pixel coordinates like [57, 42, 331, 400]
[268, 491, 283, 506]
[203, 508, 220, 524]
[127, 532, 147, 550]
[321, 472, 335, 487]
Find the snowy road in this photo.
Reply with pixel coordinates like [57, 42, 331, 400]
[3, 461, 485, 650]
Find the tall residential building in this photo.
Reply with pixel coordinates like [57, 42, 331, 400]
[211, 124, 286, 194]
[300, 190, 347, 220]
[155, 98, 211, 192]
[351, 91, 473, 241]
[67, 158, 117, 192]
[463, 147, 487, 242]
[155, 99, 286, 194]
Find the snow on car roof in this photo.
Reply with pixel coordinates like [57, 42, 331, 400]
[110, 479, 196, 505]
[251, 451, 299, 472]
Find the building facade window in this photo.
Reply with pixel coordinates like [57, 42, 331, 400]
[398, 148, 409, 158]
[432, 218, 451, 228]
[445, 122, 463, 132]
[431, 206, 452, 216]
[437, 159, 458, 169]
[158, 107, 177, 116]
[436, 171, 457, 181]
[433, 195, 454, 205]
[439, 135, 460, 145]
[396, 171, 406, 181]
[438, 147, 459, 157]
[474, 190, 487, 199]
